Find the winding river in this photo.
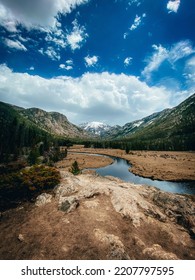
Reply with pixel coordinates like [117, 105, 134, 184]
[77, 152, 195, 195]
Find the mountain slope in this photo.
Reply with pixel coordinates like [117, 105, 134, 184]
[123, 93, 195, 150]
[14, 107, 90, 139]
[0, 102, 51, 161]
[103, 109, 171, 139]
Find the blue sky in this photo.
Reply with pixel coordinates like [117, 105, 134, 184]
[0, 0, 194, 125]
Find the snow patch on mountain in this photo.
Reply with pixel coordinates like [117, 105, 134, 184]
[79, 121, 112, 136]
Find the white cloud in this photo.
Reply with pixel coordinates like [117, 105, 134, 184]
[45, 46, 61, 60]
[124, 57, 133, 66]
[4, 38, 27, 51]
[29, 66, 34, 71]
[169, 40, 195, 63]
[0, 3, 17, 31]
[45, 34, 66, 49]
[167, 0, 181, 13]
[142, 44, 168, 80]
[2, 20, 18, 32]
[1, 64, 190, 125]
[18, 35, 29, 43]
[59, 59, 74, 70]
[66, 59, 73, 65]
[38, 48, 44, 55]
[186, 56, 195, 68]
[0, 0, 89, 29]
[129, 13, 146, 31]
[84, 55, 98, 67]
[128, 0, 142, 7]
[38, 44, 61, 60]
[66, 19, 88, 51]
[123, 32, 128, 39]
[45, 19, 66, 48]
[184, 56, 195, 87]
[142, 40, 195, 80]
[59, 64, 73, 71]
[130, 15, 141, 31]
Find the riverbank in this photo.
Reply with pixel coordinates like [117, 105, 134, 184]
[67, 148, 195, 181]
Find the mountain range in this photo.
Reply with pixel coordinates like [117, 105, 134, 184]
[80, 109, 171, 139]
[79, 94, 195, 143]
[0, 93, 194, 152]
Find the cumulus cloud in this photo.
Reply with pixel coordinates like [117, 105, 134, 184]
[142, 40, 195, 80]
[84, 55, 98, 67]
[0, 0, 89, 29]
[167, 0, 181, 13]
[66, 19, 88, 51]
[4, 38, 27, 51]
[124, 57, 133, 66]
[129, 13, 146, 31]
[0, 64, 188, 125]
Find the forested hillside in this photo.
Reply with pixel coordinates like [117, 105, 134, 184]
[123, 93, 195, 151]
[0, 102, 52, 162]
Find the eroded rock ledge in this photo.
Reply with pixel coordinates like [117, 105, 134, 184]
[35, 171, 195, 260]
[0, 171, 194, 260]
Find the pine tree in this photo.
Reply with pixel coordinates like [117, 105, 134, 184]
[70, 160, 80, 175]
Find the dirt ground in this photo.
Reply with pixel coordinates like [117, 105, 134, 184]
[0, 172, 194, 260]
[67, 148, 195, 181]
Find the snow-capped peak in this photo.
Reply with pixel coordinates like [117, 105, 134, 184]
[79, 121, 112, 136]
[85, 121, 107, 129]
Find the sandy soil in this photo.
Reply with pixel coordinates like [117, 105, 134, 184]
[67, 148, 195, 181]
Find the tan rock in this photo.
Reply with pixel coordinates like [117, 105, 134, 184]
[35, 193, 52, 207]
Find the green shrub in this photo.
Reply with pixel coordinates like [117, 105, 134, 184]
[20, 165, 60, 192]
[0, 165, 60, 210]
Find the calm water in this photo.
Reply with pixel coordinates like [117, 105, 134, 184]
[78, 153, 195, 195]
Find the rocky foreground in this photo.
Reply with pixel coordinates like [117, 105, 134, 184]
[0, 171, 195, 260]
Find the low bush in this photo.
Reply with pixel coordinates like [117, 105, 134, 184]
[0, 165, 60, 210]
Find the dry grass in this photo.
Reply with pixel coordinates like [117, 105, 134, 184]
[67, 148, 195, 181]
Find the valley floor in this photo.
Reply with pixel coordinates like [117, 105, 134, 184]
[64, 147, 195, 181]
